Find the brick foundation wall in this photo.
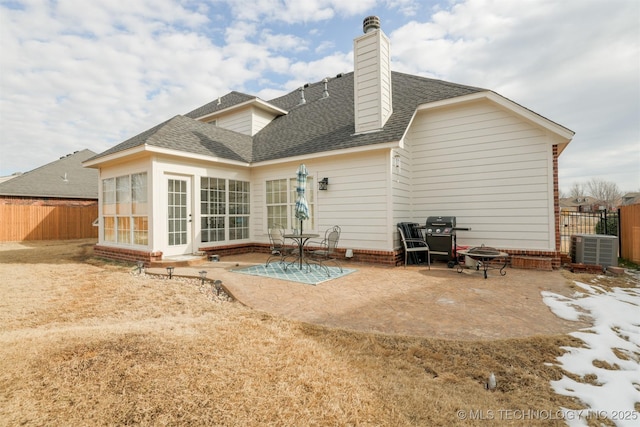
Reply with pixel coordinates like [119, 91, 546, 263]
[199, 243, 399, 266]
[504, 249, 562, 269]
[511, 256, 553, 271]
[95, 244, 562, 271]
[94, 245, 162, 266]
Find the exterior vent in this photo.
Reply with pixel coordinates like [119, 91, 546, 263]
[571, 234, 618, 267]
[363, 16, 381, 33]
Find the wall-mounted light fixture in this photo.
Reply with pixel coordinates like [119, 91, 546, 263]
[318, 177, 329, 190]
[393, 153, 401, 170]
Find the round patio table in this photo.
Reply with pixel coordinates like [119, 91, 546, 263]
[457, 248, 509, 279]
[283, 233, 319, 270]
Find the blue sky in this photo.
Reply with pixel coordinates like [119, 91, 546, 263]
[1, 0, 638, 194]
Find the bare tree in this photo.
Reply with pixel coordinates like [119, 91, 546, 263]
[569, 182, 586, 199]
[586, 178, 621, 207]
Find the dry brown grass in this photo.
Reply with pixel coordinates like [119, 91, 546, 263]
[561, 269, 639, 291]
[0, 240, 592, 426]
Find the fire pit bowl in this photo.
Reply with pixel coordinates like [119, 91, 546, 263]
[468, 247, 501, 256]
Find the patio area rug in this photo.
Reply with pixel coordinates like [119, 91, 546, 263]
[232, 262, 356, 285]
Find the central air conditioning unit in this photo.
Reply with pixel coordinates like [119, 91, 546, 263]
[570, 234, 618, 267]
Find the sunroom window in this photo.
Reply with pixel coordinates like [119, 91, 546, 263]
[102, 172, 148, 245]
[200, 178, 250, 242]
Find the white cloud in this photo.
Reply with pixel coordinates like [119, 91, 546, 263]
[221, 0, 380, 23]
[286, 52, 352, 89]
[261, 30, 309, 53]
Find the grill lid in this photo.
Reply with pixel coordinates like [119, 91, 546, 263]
[426, 216, 456, 227]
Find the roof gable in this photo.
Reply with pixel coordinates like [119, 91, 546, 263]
[85, 116, 253, 165]
[414, 91, 575, 153]
[185, 91, 257, 119]
[184, 91, 288, 122]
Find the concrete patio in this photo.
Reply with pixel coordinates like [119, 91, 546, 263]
[146, 253, 586, 341]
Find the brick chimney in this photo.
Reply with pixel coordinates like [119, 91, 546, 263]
[353, 16, 393, 134]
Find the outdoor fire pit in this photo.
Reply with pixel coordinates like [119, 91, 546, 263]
[457, 246, 509, 279]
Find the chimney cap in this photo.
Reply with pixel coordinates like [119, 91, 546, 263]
[363, 16, 381, 33]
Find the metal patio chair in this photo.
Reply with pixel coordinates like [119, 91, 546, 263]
[307, 225, 343, 274]
[265, 225, 296, 266]
[398, 225, 431, 269]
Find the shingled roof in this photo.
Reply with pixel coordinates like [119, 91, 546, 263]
[252, 71, 484, 162]
[87, 72, 485, 164]
[92, 115, 253, 162]
[0, 149, 98, 199]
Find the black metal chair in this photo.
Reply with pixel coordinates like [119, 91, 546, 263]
[265, 225, 296, 266]
[397, 225, 431, 269]
[308, 225, 343, 273]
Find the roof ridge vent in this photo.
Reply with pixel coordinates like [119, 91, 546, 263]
[363, 16, 380, 33]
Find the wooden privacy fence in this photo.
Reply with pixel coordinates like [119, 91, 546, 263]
[619, 204, 640, 264]
[0, 204, 98, 241]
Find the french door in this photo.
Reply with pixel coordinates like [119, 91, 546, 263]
[165, 175, 193, 255]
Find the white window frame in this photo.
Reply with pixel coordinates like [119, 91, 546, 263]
[265, 176, 315, 232]
[102, 172, 148, 246]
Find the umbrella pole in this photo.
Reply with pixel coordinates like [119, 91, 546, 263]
[299, 220, 304, 271]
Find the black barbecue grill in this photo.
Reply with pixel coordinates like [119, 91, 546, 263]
[425, 216, 471, 267]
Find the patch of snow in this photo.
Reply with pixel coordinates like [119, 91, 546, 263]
[542, 282, 640, 427]
[541, 291, 583, 321]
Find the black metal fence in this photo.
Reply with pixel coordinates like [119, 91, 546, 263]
[559, 210, 619, 253]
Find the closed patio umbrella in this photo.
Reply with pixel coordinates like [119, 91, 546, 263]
[295, 164, 310, 233]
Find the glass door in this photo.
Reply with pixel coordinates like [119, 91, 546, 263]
[166, 176, 193, 255]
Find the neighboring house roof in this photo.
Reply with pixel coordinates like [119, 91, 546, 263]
[86, 72, 486, 165]
[0, 149, 98, 199]
[0, 173, 21, 184]
[559, 196, 611, 211]
[559, 196, 596, 208]
[621, 192, 640, 206]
